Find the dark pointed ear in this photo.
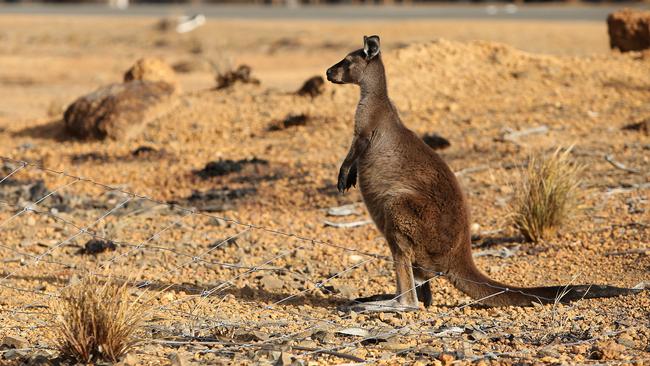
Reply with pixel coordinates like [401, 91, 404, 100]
[363, 35, 380, 60]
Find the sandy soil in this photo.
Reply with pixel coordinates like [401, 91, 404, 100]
[0, 15, 649, 365]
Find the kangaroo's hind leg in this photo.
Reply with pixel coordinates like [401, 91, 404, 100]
[343, 227, 420, 313]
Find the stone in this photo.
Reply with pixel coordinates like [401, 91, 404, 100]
[617, 334, 636, 348]
[311, 330, 335, 344]
[2, 335, 29, 349]
[2, 349, 26, 361]
[168, 352, 187, 366]
[274, 352, 295, 366]
[438, 353, 455, 365]
[120, 353, 139, 366]
[260, 275, 284, 291]
[296, 76, 325, 98]
[64, 81, 175, 140]
[124, 57, 178, 91]
[215, 64, 259, 89]
[25, 354, 55, 366]
[608, 9, 650, 52]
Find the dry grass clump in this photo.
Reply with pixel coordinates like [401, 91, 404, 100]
[511, 147, 583, 243]
[53, 277, 146, 363]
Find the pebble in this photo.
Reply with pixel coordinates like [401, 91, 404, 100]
[616, 334, 636, 348]
[119, 353, 139, 366]
[3, 349, 27, 361]
[260, 275, 284, 291]
[1, 335, 29, 349]
[168, 352, 187, 366]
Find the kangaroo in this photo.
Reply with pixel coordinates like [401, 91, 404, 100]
[326, 35, 643, 312]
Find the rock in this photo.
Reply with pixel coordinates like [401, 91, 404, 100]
[438, 353, 455, 365]
[268, 114, 310, 131]
[296, 76, 325, 98]
[274, 352, 296, 366]
[2, 349, 27, 361]
[179, 187, 256, 212]
[607, 9, 650, 52]
[124, 57, 178, 91]
[260, 275, 283, 291]
[623, 117, 649, 135]
[25, 354, 55, 366]
[64, 81, 175, 140]
[196, 158, 269, 178]
[617, 334, 636, 348]
[215, 64, 259, 89]
[80, 238, 117, 255]
[311, 330, 335, 344]
[168, 352, 188, 366]
[2, 335, 29, 349]
[335, 284, 356, 298]
[120, 353, 139, 366]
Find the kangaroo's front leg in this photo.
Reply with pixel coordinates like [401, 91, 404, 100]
[337, 135, 369, 193]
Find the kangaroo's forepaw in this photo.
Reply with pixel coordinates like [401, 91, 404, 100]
[340, 297, 419, 313]
[337, 170, 349, 193]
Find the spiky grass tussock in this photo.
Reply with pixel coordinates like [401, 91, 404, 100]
[511, 147, 583, 243]
[53, 277, 146, 363]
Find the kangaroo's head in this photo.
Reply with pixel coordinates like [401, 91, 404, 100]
[326, 35, 381, 85]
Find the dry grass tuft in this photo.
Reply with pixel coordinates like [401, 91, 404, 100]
[53, 277, 146, 363]
[511, 147, 583, 243]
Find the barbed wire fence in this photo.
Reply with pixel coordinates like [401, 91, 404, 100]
[0, 156, 646, 364]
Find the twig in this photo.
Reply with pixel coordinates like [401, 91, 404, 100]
[605, 182, 650, 196]
[150, 339, 365, 363]
[455, 165, 489, 177]
[605, 248, 648, 256]
[604, 154, 641, 174]
[497, 126, 549, 143]
[323, 220, 372, 229]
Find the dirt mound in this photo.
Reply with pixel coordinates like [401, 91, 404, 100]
[608, 8, 650, 52]
[124, 57, 179, 92]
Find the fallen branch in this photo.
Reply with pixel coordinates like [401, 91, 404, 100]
[604, 154, 641, 174]
[327, 204, 359, 217]
[497, 125, 549, 143]
[324, 220, 372, 229]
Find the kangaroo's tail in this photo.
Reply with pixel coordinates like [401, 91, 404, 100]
[447, 248, 643, 307]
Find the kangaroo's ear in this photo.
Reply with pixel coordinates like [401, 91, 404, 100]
[363, 35, 381, 60]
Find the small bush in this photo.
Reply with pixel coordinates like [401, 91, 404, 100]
[53, 277, 146, 363]
[511, 147, 583, 243]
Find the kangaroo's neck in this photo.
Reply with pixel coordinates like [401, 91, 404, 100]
[355, 58, 395, 134]
[359, 58, 388, 101]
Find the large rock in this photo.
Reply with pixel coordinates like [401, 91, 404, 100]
[608, 9, 650, 52]
[63, 81, 175, 140]
[123, 57, 179, 91]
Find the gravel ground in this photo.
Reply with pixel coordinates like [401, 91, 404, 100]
[0, 15, 649, 365]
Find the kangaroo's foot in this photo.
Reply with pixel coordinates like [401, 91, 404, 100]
[354, 293, 394, 303]
[340, 294, 419, 313]
[342, 297, 419, 313]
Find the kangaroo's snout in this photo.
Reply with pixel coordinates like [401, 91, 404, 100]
[326, 67, 335, 82]
[326, 64, 344, 84]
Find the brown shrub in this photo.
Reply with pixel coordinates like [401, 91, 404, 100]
[510, 148, 583, 243]
[53, 277, 146, 363]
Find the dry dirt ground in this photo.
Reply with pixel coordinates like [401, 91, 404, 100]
[0, 14, 649, 365]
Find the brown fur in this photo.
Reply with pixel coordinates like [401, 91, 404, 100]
[326, 36, 642, 311]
